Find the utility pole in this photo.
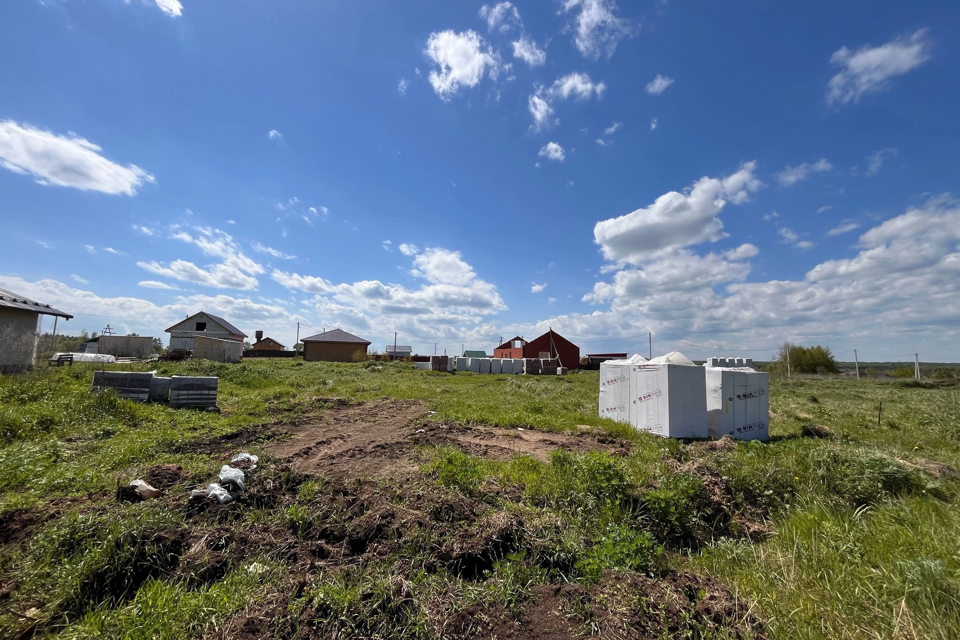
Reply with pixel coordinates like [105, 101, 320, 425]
[394, 332, 398, 361]
[296, 322, 300, 350]
[786, 348, 791, 379]
[648, 332, 652, 360]
[52, 316, 59, 355]
[915, 353, 920, 380]
[434, 343, 437, 356]
[854, 349, 860, 380]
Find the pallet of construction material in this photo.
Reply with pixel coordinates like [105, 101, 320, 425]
[542, 359, 559, 376]
[455, 357, 468, 372]
[523, 358, 541, 375]
[92, 371, 155, 403]
[557, 367, 568, 375]
[430, 355, 449, 372]
[169, 376, 219, 409]
[149, 376, 173, 403]
[489, 358, 502, 374]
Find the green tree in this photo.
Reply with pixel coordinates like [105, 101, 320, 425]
[772, 343, 839, 376]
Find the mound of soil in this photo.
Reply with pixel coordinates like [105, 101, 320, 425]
[267, 399, 630, 479]
[146, 464, 188, 489]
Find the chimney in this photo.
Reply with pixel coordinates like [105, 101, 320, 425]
[255, 330, 263, 342]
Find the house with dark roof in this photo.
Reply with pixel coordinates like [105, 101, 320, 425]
[164, 312, 248, 351]
[302, 328, 371, 362]
[0, 287, 72, 373]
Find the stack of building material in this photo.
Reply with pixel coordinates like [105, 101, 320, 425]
[169, 376, 219, 410]
[92, 371, 154, 403]
[557, 367, 568, 375]
[542, 358, 560, 376]
[598, 355, 645, 423]
[455, 357, 468, 372]
[468, 358, 481, 373]
[429, 355, 450, 372]
[706, 357, 754, 368]
[149, 376, 173, 403]
[490, 358, 502, 374]
[631, 356, 707, 439]
[523, 358, 541, 375]
[478, 359, 491, 374]
[704, 360, 769, 441]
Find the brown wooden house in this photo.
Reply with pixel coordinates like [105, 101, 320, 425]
[302, 328, 370, 362]
[252, 330, 286, 351]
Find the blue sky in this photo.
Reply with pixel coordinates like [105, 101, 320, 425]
[2, 0, 959, 361]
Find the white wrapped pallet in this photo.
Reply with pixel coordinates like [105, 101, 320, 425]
[598, 358, 636, 423]
[456, 357, 468, 372]
[704, 362, 769, 441]
[490, 358, 502, 374]
[479, 358, 491, 374]
[414, 362, 431, 370]
[469, 358, 481, 373]
[630, 357, 707, 439]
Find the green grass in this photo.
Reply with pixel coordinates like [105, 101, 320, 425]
[1, 361, 959, 639]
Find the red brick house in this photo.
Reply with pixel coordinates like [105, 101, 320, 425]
[493, 329, 580, 369]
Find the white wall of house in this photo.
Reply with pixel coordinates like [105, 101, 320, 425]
[0, 309, 40, 372]
[167, 313, 236, 351]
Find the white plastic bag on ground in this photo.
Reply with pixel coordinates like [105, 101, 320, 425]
[191, 482, 237, 504]
[230, 452, 259, 470]
[218, 465, 246, 492]
[129, 479, 161, 500]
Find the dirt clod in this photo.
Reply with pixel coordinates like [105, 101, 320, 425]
[146, 464, 187, 488]
[801, 424, 834, 439]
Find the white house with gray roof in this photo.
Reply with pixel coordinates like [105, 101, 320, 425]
[165, 312, 247, 351]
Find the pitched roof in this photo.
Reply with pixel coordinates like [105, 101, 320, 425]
[256, 337, 286, 348]
[302, 328, 371, 344]
[0, 287, 73, 319]
[463, 350, 488, 358]
[495, 336, 526, 350]
[165, 312, 247, 337]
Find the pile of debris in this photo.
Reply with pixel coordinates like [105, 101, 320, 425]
[116, 453, 258, 506]
[92, 372, 219, 409]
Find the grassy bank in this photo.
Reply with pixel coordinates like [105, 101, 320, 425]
[1, 360, 958, 639]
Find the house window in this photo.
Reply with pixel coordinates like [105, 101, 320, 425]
[196, 322, 207, 331]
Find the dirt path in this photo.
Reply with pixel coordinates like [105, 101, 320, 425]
[265, 399, 629, 479]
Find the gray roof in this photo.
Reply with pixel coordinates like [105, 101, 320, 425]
[302, 328, 370, 344]
[166, 312, 247, 337]
[0, 287, 73, 319]
[205, 313, 247, 337]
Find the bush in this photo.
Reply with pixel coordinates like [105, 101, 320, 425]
[576, 525, 661, 581]
[771, 343, 839, 376]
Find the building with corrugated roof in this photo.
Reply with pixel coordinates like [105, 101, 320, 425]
[0, 287, 73, 373]
[302, 328, 371, 362]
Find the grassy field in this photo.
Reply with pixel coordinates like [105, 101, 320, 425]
[1, 359, 958, 639]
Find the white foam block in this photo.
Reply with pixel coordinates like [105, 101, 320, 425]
[630, 364, 707, 439]
[705, 367, 770, 441]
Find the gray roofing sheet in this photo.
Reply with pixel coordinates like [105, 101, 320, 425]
[302, 328, 370, 344]
[0, 287, 73, 319]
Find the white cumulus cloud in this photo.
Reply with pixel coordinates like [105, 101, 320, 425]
[399, 243, 420, 256]
[528, 95, 556, 131]
[0, 120, 154, 196]
[538, 142, 565, 162]
[531, 282, 547, 293]
[424, 30, 499, 101]
[559, 0, 632, 60]
[479, 2, 522, 32]
[153, 0, 183, 17]
[512, 35, 546, 67]
[593, 161, 763, 265]
[604, 121, 621, 135]
[827, 29, 931, 106]
[645, 74, 674, 95]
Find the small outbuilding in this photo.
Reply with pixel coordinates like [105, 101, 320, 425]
[165, 312, 247, 351]
[193, 335, 244, 363]
[302, 328, 371, 362]
[0, 287, 73, 373]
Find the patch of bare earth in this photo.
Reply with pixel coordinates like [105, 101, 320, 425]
[447, 570, 766, 640]
[266, 399, 630, 479]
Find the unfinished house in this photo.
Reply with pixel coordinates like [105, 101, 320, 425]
[165, 312, 247, 351]
[302, 329, 370, 362]
[0, 287, 72, 373]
